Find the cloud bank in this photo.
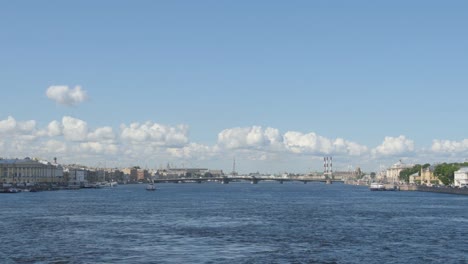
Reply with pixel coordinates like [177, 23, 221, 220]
[218, 126, 282, 150]
[431, 139, 468, 154]
[0, 115, 462, 171]
[120, 122, 189, 147]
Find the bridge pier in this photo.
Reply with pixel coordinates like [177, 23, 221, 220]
[221, 178, 230, 184]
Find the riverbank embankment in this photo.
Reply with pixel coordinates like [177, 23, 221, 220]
[400, 185, 468, 195]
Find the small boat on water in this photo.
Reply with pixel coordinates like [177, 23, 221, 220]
[369, 182, 385, 191]
[83, 183, 99, 188]
[146, 183, 156, 191]
[6, 188, 20, 193]
[146, 175, 156, 191]
[98, 181, 118, 188]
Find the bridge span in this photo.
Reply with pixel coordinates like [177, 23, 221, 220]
[153, 175, 343, 184]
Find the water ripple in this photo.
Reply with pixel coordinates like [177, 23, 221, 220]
[1, 183, 467, 263]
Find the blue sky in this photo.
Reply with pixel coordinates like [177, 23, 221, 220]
[1, 1, 468, 173]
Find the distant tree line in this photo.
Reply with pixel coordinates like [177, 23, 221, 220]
[399, 164, 430, 183]
[399, 162, 468, 185]
[433, 162, 468, 185]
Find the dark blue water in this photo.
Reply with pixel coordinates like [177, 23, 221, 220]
[1, 182, 467, 264]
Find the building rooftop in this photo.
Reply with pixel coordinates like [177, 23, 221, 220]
[423, 165, 435, 172]
[389, 159, 412, 169]
[0, 158, 34, 164]
[456, 167, 468, 173]
[0, 158, 60, 166]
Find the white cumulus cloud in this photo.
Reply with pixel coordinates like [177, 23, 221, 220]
[372, 135, 414, 156]
[0, 116, 37, 135]
[88, 126, 115, 141]
[431, 139, 468, 153]
[17, 120, 36, 132]
[79, 142, 118, 154]
[120, 122, 189, 147]
[44, 140, 67, 153]
[167, 143, 219, 160]
[46, 85, 88, 106]
[62, 116, 88, 141]
[333, 138, 369, 156]
[283, 131, 333, 154]
[47, 120, 63, 137]
[218, 126, 282, 149]
[0, 116, 19, 133]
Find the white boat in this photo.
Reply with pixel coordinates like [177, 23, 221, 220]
[369, 182, 385, 191]
[98, 181, 118, 188]
[83, 183, 99, 188]
[7, 188, 20, 193]
[146, 183, 156, 191]
[146, 175, 156, 191]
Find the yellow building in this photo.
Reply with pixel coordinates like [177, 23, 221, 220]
[420, 166, 443, 186]
[0, 158, 64, 185]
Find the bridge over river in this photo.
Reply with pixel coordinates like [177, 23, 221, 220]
[153, 175, 344, 184]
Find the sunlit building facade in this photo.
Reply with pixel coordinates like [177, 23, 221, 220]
[454, 167, 468, 187]
[0, 158, 64, 185]
[420, 166, 442, 185]
[385, 160, 413, 184]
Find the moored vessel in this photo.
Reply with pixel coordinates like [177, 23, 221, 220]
[369, 182, 385, 191]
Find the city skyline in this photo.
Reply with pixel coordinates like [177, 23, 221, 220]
[1, 1, 468, 173]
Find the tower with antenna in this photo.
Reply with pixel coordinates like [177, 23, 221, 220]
[231, 157, 238, 176]
[324, 156, 333, 180]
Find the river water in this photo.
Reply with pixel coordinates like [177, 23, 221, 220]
[0, 182, 467, 263]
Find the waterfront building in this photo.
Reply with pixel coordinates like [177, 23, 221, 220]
[333, 170, 356, 182]
[409, 172, 420, 184]
[359, 174, 372, 185]
[0, 157, 64, 185]
[208, 170, 224, 177]
[158, 168, 209, 178]
[122, 167, 138, 182]
[375, 171, 386, 182]
[386, 160, 413, 184]
[108, 169, 125, 183]
[420, 166, 443, 186]
[137, 169, 149, 181]
[454, 167, 468, 187]
[66, 168, 87, 186]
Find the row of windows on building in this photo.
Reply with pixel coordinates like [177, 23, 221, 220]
[0, 158, 209, 185]
[0, 158, 64, 184]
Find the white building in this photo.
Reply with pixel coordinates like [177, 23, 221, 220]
[386, 160, 413, 184]
[454, 167, 468, 187]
